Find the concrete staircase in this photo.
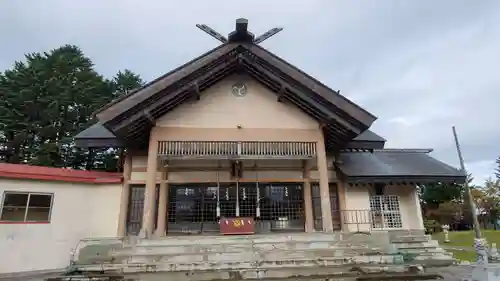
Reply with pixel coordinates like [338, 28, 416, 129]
[389, 231, 456, 267]
[68, 232, 454, 280]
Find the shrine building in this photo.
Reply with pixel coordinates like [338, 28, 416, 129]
[74, 18, 465, 238]
[0, 18, 465, 274]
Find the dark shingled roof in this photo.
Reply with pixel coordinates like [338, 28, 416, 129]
[352, 130, 386, 142]
[75, 123, 117, 139]
[346, 129, 386, 149]
[74, 123, 122, 148]
[337, 149, 466, 183]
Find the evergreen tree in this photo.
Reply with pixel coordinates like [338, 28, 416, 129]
[110, 69, 143, 96]
[0, 45, 144, 171]
[90, 69, 144, 172]
[419, 182, 464, 208]
[495, 156, 500, 181]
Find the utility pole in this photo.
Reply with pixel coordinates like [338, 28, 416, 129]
[452, 126, 485, 262]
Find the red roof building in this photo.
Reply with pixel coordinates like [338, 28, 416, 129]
[0, 163, 122, 184]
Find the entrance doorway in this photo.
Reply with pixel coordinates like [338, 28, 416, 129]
[166, 182, 305, 235]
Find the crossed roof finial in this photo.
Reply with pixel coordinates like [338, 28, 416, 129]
[196, 18, 283, 45]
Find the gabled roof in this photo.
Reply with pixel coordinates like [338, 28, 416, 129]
[337, 149, 466, 184]
[347, 130, 386, 149]
[90, 43, 376, 150]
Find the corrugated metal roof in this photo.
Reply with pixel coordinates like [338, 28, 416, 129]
[338, 149, 465, 182]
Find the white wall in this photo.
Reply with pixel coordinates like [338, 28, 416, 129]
[155, 75, 319, 130]
[343, 184, 424, 232]
[343, 185, 372, 232]
[385, 185, 424, 230]
[0, 179, 122, 273]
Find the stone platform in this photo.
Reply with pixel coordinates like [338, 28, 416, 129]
[66, 231, 455, 280]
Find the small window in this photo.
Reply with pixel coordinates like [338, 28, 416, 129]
[0, 192, 53, 222]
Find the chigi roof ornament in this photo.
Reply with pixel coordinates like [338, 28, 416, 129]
[196, 18, 283, 44]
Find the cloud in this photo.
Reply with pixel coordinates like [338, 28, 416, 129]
[1, 0, 499, 184]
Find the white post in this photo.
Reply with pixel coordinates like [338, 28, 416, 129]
[491, 243, 499, 258]
[442, 224, 450, 243]
[454, 126, 500, 281]
[452, 126, 485, 261]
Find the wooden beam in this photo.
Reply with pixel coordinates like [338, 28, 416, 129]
[246, 44, 377, 127]
[131, 166, 306, 173]
[97, 43, 239, 123]
[240, 57, 361, 135]
[276, 85, 286, 102]
[244, 67, 351, 146]
[111, 57, 238, 133]
[144, 110, 155, 125]
[193, 82, 201, 100]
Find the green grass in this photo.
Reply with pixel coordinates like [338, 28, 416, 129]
[432, 230, 500, 261]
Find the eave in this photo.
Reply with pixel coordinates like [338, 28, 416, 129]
[74, 123, 123, 148]
[336, 149, 466, 185]
[95, 43, 238, 123]
[246, 44, 377, 128]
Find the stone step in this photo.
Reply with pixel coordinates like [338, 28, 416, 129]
[113, 246, 391, 263]
[391, 235, 431, 243]
[121, 240, 361, 255]
[394, 241, 440, 249]
[77, 254, 403, 273]
[74, 263, 415, 281]
[73, 233, 390, 266]
[398, 257, 456, 269]
[133, 233, 342, 247]
[397, 248, 448, 255]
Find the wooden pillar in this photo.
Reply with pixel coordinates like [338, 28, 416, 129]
[337, 181, 347, 232]
[117, 153, 132, 237]
[154, 166, 169, 237]
[302, 161, 314, 233]
[413, 185, 425, 230]
[140, 130, 159, 238]
[317, 135, 334, 232]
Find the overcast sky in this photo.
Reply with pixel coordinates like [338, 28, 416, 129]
[1, 0, 499, 184]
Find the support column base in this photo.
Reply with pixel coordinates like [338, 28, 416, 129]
[153, 229, 166, 238]
[138, 228, 151, 239]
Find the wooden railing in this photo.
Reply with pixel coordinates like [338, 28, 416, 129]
[315, 209, 403, 232]
[157, 141, 316, 159]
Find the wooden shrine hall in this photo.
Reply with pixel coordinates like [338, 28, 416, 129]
[75, 18, 465, 238]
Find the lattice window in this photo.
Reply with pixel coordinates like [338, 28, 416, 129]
[369, 195, 402, 229]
